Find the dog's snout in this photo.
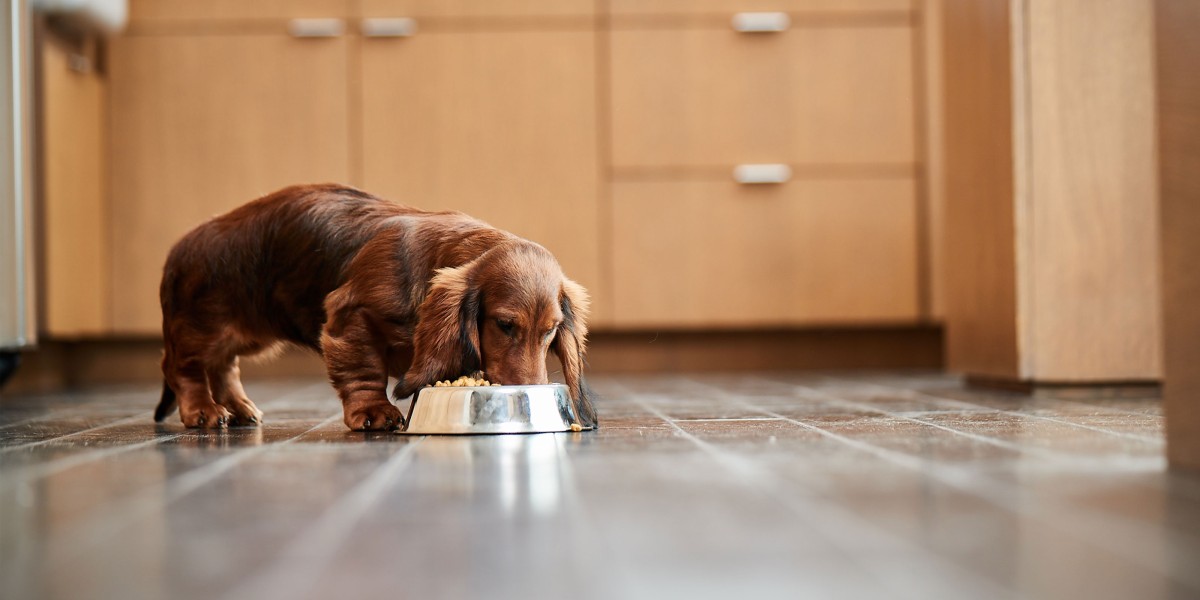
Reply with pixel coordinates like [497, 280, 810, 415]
[488, 356, 549, 387]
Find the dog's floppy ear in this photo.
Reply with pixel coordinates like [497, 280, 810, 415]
[394, 263, 482, 399]
[553, 277, 598, 428]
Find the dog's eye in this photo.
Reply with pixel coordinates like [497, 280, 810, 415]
[496, 319, 516, 336]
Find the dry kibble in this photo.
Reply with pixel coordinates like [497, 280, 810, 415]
[432, 374, 494, 387]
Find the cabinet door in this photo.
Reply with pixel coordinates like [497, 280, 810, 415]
[360, 31, 602, 313]
[610, 25, 914, 169]
[42, 39, 108, 336]
[611, 179, 919, 327]
[109, 34, 351, 334]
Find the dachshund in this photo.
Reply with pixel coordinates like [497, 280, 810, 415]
[153, 183, 596, 431]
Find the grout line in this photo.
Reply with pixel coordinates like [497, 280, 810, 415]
[45, 412, 344, 566]
[0, 394, 107, 431]
[162, 415, 344, 505]
[672, 417, 784, 423]
[0, 381, 324, 448]
[821, 376, 1165, 445]
[736, 399, 1200, 591]
[640, 375, 1197, 592]
[0, 412, 154, 453]
[626, 393, 1013, 600]
[222, 439, 423, 600]
[554, 428, 639, 595]
[1, 434, 185, 484]
[789, 384, 1060, 458]
[682, 375, 1059, 459]
[0, 383, 335, 487]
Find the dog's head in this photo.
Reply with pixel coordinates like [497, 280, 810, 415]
[396, 241, 596, 426]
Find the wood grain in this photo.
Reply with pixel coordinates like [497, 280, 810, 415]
[108, 34, 351, 334]
[918, 0, 945, 321]
[40, 37, 109, 337]
[611, 179, 919, 327]
[127, 0, 349, 22]
[1156, 0, 1200, 469]
[943, 0, 1161, 383]
[1023, 0, 1161, 381]
[361, 0, 593, 19]
[940, 0, 1020, 379]
[608, 0, 913, 17]
[609, 25, 915, 170]
[359, 31, 603, 320]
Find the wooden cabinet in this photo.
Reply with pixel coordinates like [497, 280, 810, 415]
[108, 34, 351, 333]
[90, 0, 930, 336]
[610, 26, 914, 169]
[607, 4, 921, 326]
[359, 30, 601, 307]
[41, 37, 109, 337]
[943, 0, 1161, 382]
[612, 179, 918, 327]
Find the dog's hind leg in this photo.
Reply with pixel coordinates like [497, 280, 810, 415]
[208, 355, 263, 426]
[162, 336, 233, 429]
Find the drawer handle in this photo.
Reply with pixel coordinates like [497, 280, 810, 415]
[734, 164, 792, 184]
[288, 18, 345, 38]
[362, 17, 418, 37]
[731, 12, 790, 33]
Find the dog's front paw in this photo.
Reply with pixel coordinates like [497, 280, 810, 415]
[344, 401, 405, 431]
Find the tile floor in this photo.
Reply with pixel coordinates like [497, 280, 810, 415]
[1, 372, 1197, 600]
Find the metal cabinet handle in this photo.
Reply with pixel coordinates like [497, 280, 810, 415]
[362, 17, 417, 37]
[733, 164, 792, 184]
[288, 18, 345, 38]
[731, 12, 790, 33]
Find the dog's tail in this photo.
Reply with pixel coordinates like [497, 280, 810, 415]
[154, 382, 178, 422]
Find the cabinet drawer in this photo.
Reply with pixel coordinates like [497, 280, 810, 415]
[611, 179, 919, 327]
[610, 26, 915, 169]
[128, 0, 349, 23]
[361, 0, 593, 19]
[610, 0, 912, 18]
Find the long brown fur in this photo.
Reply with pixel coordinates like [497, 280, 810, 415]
[156, 183, 596, 431]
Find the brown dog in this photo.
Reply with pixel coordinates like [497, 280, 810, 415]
[153, 184, 596, 431]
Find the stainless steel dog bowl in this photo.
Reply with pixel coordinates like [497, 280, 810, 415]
[398, 384, 593, 435]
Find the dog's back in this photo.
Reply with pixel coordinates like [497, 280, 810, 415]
[161, 183, 439, 348]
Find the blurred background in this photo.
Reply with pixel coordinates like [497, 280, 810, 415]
[0, 0, 1193, 432]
